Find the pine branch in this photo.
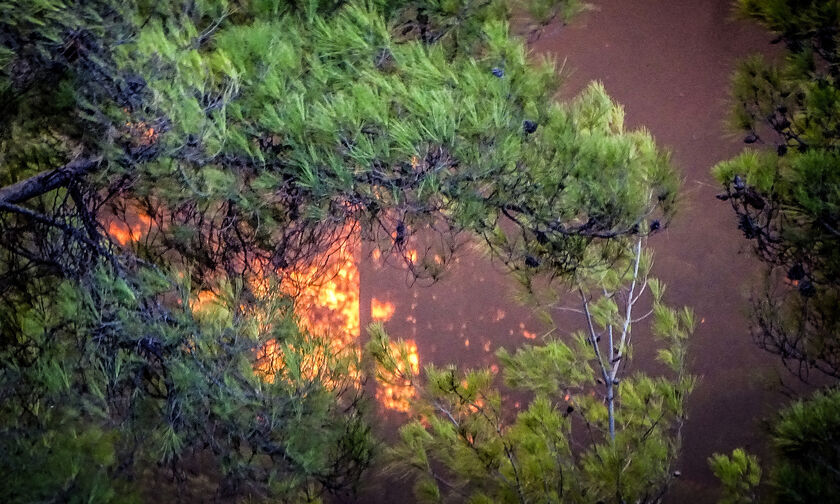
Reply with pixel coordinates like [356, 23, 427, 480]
[0, 156, 102, 205]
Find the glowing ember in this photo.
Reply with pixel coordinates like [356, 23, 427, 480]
[124, 119, 159, 147]
[468, 397, 485, 413]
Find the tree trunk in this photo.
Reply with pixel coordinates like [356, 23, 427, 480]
[607, 382, 615, 441]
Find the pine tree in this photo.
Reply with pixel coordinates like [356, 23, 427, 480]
[713, 0, 840, 379]
[710, 387, 840, 504]
[711, 2, 840, 503]
[369, 243, 696, 503]
[0, 0, 677, 501]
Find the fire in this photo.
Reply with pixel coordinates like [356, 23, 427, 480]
[281, 238, 360, 345]
[253, 237, 362, 383]
[104, 207, 421, 412]
[254, 339, 282, 379]
[124, 119, 159, 147]
[375, 339, 420, 412]
[371, 298, 396, 322]
[191, 289, 218, 312]
[468, 397, 485, 413]
[107, 212, 152, 246]
[519, 321, 537, 340]
[175, 228, 362, 387]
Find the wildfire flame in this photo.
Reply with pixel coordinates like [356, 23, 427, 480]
[252, 238, 362, 385]
[106, 209, 418, 411]
[371, 298, 396, 322]
[191, 290, 218, 312]
[107, 212, 152, 246]
[287, 245, 360, 348]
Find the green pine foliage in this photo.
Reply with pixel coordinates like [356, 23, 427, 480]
[369, 245, 695, 503]
[708, 449, 761, 504]
[0, 0, 127, 185]
[770, 387, 840, 503]
[0, 264, 373, 502]
[114, 2, 675, 281]
[2, 0, 676, 284]
[711, 4, 840, 503]
[713, 0, 840, 378]
[710, 387, 840, 504]
[0, 0, 678, 501]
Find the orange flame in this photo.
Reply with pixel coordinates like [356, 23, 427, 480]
[253, 237, 362, 383]
[191, 289, 218, 312]
[124, 120, 159, 147]
[468, 397, 485, 413]
[371, 298, 396, 322]
[114, 211, 422, 412]
[107, 212, 152, 246]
